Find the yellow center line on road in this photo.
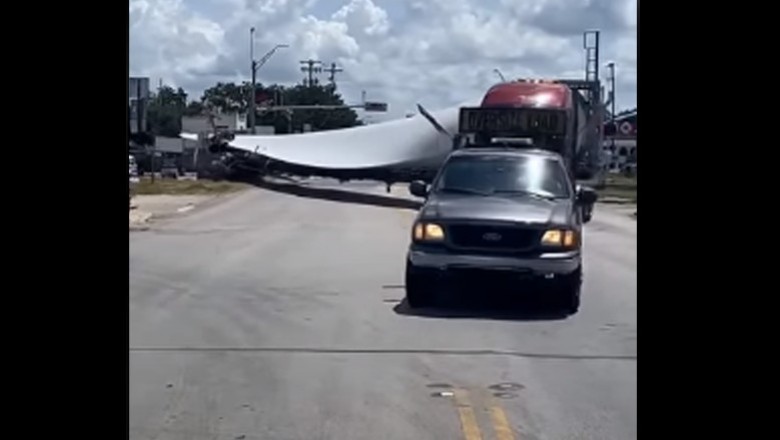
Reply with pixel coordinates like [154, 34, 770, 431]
[453, 389, 484, 440]
[488, 396, 517, 440]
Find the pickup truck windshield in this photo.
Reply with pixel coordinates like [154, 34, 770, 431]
[434, 155, 572, 199]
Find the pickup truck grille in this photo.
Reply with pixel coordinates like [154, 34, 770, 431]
[447, 224, 538, 251]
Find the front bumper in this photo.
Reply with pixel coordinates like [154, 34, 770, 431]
[408, 246, 580, 275]
[407, 246, 581, 296]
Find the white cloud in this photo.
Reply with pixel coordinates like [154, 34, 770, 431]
[130, 0, 228, 85]
[130, 0, 637, 119]
[298, 16, 360, 59]
[332, 0, 390, 37]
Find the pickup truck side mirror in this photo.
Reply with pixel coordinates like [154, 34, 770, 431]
[576, 186, 598, 223]
[409, 180, 428, 198]
[575, 170, 594, 180]
[576, 185, 598, 205]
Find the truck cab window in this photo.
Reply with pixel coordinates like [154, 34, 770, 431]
[435, 155, 571, 198]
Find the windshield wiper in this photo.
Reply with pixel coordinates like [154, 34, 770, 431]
[439, 187, 492, 196]
[491, 189, 557, 200]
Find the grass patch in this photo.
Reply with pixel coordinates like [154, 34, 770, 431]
[135, 177, 249, 195]
[597, 175, 636, 203]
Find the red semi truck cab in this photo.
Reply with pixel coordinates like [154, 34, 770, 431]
[456, 79, 600, 179]
[481, 80, 573, 108]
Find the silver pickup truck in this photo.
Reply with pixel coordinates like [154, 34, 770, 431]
[405, 147, 597, 315]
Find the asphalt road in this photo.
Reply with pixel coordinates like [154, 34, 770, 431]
[130, 180, 637, 440]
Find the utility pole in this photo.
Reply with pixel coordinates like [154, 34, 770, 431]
[324, 62, 343, 86]
[249, 27, 256, 134]
[606, 61, 617, 160]
[300, 59, 323, 87]
[606, 62, 616, 123]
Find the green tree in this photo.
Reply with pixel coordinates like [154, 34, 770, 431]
[201, 81, 362, 133]
[283, 84, 361, 131]
[146, 86, 187, 137]
[201, 82, 253, 113]
[183, 101, 206, 116]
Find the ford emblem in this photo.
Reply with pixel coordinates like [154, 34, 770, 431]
[483, 232, 502, 241]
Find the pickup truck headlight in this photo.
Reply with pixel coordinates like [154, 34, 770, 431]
[413, 222, 445, 242]
[541, 229, 578, 248]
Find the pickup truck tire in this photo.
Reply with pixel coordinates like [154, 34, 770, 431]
[560, 288, 580, 315]
[555, 267, 582, 315]
[405, 261, 435, 308]
[582, 204, 593, 223]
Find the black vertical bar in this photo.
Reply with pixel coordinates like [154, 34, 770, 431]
[136, 79, 142, 134]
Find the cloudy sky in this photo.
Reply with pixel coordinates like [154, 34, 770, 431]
[130, 0, 636, 121]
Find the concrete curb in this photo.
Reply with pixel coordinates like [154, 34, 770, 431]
[129, 210, 153, 230]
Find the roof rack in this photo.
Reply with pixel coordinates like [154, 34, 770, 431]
[513, 78, 559, 84]
[454, 135, 538, 150]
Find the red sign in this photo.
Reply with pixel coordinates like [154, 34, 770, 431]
[255, 91, 272, 104]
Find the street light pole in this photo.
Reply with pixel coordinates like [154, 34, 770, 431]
[493, 68, 506, 82]
[248, 33, 288, 134]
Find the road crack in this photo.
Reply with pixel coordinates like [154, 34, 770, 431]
[129, 346, 636, 361]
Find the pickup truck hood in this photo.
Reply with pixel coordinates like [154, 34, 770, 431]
[420, 193, 572, 225]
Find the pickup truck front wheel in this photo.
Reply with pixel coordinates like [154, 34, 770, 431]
[405, 261, 435, 309]
[559, 287, 580, 315]
[554, 267, 582, 315]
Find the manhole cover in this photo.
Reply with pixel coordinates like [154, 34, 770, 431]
[488, 382, 524, 392]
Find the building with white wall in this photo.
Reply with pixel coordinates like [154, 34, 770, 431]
[181, 111, 247, 134]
